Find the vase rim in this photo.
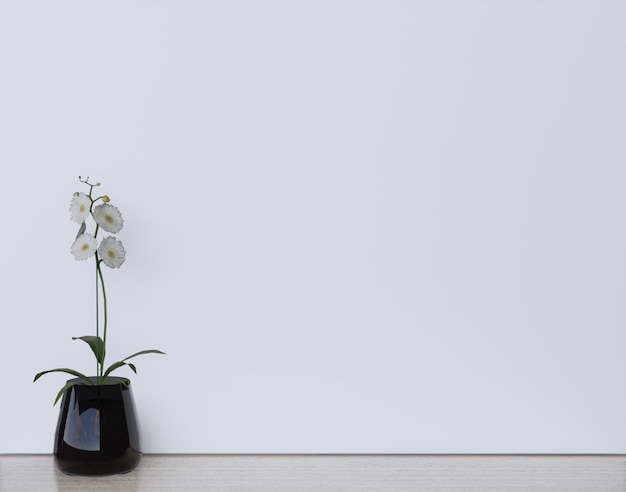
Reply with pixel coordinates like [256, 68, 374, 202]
[65, 376, 131, 387]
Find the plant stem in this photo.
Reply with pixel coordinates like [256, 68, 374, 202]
[95, 254, 100, 380]
[96, 255, 108, 384]
[94, 221, 101, 382]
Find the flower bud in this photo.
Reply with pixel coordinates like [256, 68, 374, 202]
[102, 195, 110, 203]
[73, 191, 79, 197]
[76, 222, 86, 238]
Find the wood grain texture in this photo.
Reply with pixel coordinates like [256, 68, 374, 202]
[1, 455, 625, 491]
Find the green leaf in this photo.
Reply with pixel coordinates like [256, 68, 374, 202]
[54, 380, 83, 406]
[102, 360, 127, 379]
[33, 368, 91, 384]
[102, 375, 131, 386]
[122, 349, 166, 362]
[72, 336, 105, 365]
[101, 350, 163, 380]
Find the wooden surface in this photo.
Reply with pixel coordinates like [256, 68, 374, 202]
[1, 455, 625, 491]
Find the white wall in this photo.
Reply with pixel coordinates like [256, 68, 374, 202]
[1, 0, 625, 453]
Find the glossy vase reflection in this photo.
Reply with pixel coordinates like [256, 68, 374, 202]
[54, 377, 142, 475]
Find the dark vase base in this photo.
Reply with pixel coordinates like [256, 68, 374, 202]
[53, 377, 142, 476]
[54, 448, 142, 476]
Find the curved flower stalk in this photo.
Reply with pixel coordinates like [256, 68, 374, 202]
[34, 177, 165, 404]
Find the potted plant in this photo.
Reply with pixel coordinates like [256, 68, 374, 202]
[34, 177, 164, 476]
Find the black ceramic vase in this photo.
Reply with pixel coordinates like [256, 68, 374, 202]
[54, 377, 142, 476]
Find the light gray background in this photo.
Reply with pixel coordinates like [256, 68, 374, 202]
[1, 0, 625, 453]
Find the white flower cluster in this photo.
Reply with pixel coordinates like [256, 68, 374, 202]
[69, 191, 126, 268]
